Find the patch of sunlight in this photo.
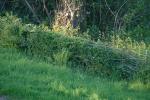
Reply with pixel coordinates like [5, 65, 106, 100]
[16, 58, 28, 65]
[72, 87, 87, 97]
[127, 97, 132, 100]
[88, 93, 99, 100]
[50, 81, 89, 97]
[113, 82, 124, 90]
[51, 81, 69, 94]
[128, 81, 150, 91]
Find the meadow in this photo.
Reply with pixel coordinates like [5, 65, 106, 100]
[0, 48, 150, 100]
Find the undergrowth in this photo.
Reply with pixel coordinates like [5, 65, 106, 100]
[0, 14, 149, 81]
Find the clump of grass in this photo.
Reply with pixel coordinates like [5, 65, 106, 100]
[53, 48, 70, 67]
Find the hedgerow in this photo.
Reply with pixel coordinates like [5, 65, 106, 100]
[0, 15, 142, 79]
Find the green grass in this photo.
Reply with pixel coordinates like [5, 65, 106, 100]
[0, 48, 150, 100]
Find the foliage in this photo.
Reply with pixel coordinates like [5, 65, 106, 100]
[27, 31, 142, 79]
[25, 24, 149, 80]
[0, 13, 23, 47]
[127, 26, 150, 43]
[85, 25, 100, 41]
[136, 65, 150, 83]
[1, 0, 150, 40]
[52, 22, 79, 36]
[0, 15, 143, 79]
[0, 0, 56, 24]
[111, 35, 150, 82]
[111, 35, 149, 58]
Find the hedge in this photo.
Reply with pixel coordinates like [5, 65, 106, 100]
[0, 15, 141, 79]
[19, 30, 140, 79]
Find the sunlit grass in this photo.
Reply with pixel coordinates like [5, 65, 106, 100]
[129, 81, 150, 91]
[0, 48, 149, 100]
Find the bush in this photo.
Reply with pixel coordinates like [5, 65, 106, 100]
[0, 15, 142, 79]
[23, 30, 141, 79]
[111, 35, 150, 60]
[111, 34, 150, 81]
[0, 14, 23, 47]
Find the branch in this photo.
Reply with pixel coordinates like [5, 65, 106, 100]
[104, 0, 115, 16]
[42, 0, 51, 25]
[0, 0, 7, 12]
[24, 0, 40, 23]
[114, 0, 128, 31]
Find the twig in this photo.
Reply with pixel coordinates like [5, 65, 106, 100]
[42, 0, 51, 26]
[114, 0, 128, 31]
[0, 0, 7, 12]
[104, 0, 115, 17]
[24, 0, 40, 23]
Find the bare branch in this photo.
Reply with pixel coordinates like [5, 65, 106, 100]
[0, 0, 7, 12]
[104, 0, 115, 16]
[24, 0, 40, 23]
[42, 0, 51, 25]
[114, 0, 128, 31]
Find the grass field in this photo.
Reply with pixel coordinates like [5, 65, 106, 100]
[0, 48, 150, 100]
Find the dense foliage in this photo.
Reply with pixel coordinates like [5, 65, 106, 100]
[0, 0, 150, 41]
[0, 15, 147, 80]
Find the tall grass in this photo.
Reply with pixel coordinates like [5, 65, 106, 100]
[0, 48, 150, 100]
[53, 48, 70, 67]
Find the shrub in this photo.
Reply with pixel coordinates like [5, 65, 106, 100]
[23, 30, 141, 79]
[0, 15, 142, 79]
[111, 35, 149, 60]
[0, 14, 23, 47]
[111, 35, 150, 81]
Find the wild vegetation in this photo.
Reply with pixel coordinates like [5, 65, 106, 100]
[0, 0, 150, 100]
[0, 48, 150, 100]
